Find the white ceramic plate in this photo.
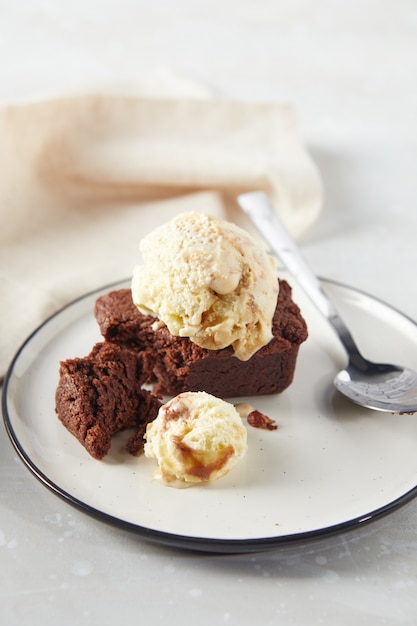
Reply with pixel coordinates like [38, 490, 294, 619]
[3, 272, 417, 553]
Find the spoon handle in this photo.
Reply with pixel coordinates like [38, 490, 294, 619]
[237, 191, 360, 358]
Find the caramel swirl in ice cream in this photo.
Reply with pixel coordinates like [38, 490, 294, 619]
[144, 391, 247, 487]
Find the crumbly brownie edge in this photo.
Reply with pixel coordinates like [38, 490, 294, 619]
[55, 342, 161, 459]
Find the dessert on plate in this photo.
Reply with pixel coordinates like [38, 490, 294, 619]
[55, 211, 307, 462]
[95, 278, 306, 398]
[96, 211, 308, 398]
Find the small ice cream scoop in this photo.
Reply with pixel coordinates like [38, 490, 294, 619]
[144, 391, 247, 486]
[131, 211, 278, 361]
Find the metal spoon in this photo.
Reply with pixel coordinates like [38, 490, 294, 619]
[238, 191, 417, 414]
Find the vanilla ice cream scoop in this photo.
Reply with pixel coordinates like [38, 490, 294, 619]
[131, 211, 278, 361]
[144, 391, 247, 486]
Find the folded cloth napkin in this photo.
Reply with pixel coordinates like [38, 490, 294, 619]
[0, 88, 323, 378]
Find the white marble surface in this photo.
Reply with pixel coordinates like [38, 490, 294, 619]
[1, 1, 417, 624]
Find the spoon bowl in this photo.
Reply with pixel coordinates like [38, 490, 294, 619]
[334, 361, 417, 413]
[238, 191, 417, 414]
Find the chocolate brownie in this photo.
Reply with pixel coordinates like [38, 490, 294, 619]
[94, 279, 308, 398]
[55, 342, 161, 459]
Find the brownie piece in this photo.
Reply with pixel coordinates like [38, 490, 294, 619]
[93, 288, 155, 348]
[55, 342, 161, 459]
[95, 279, 308, 398]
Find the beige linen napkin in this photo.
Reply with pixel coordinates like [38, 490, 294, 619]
[0, 91, 323, 377]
